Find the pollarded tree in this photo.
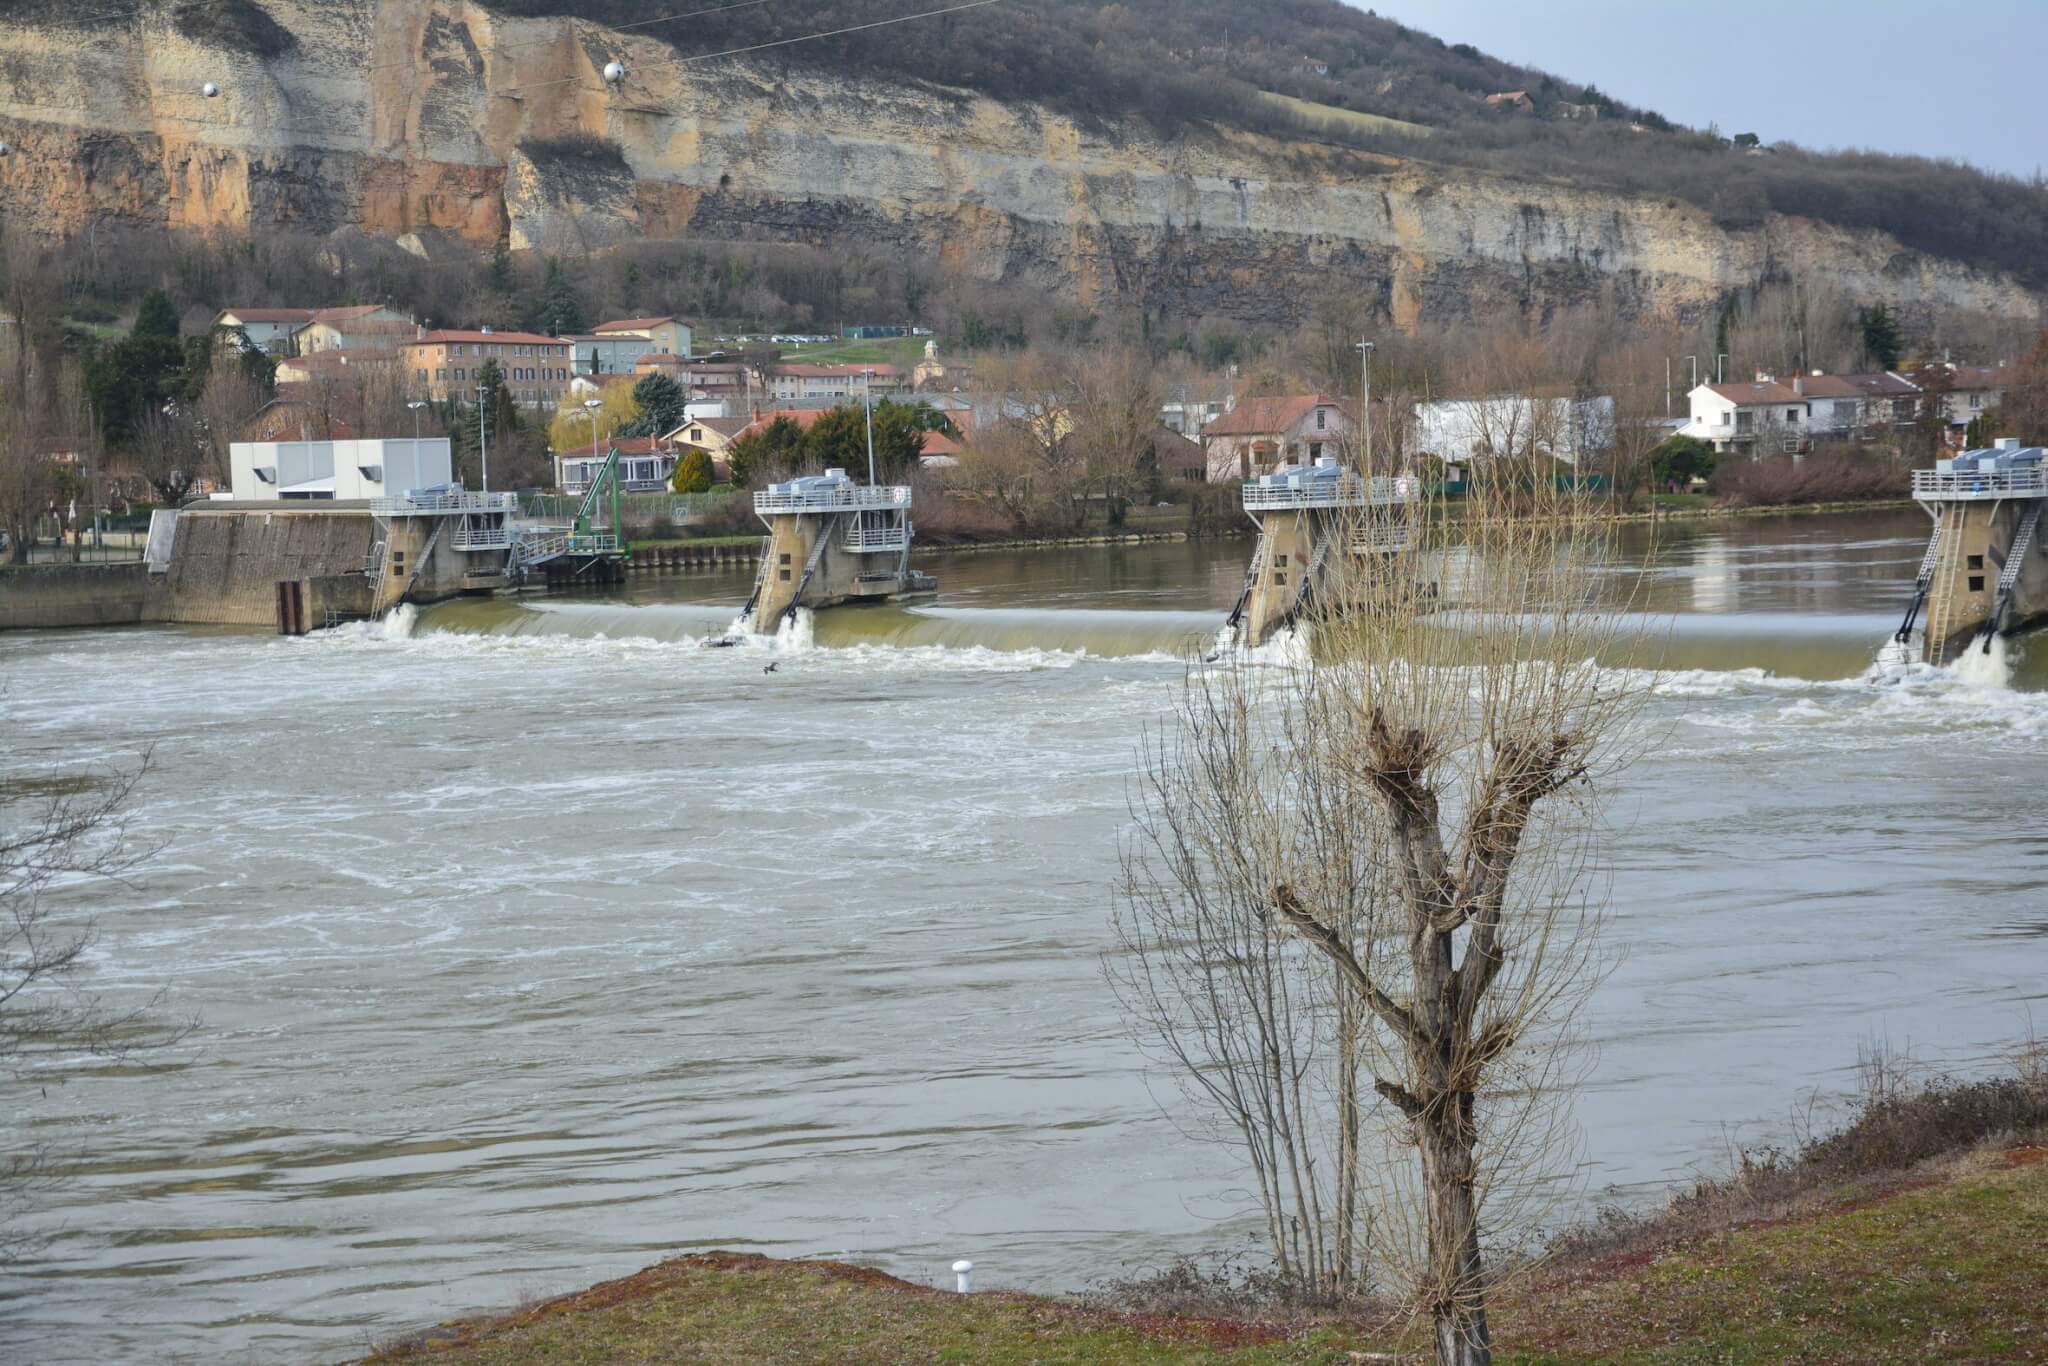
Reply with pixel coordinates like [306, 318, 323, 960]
[1123, 476, 1653, 1365]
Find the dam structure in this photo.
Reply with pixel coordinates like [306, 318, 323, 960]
[1900, 439, 2048, 665]
[738, 469, 935, 634]
[1225, 455, 1412, 649]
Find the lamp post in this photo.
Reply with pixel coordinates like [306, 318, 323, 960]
[406, 399, 427, 449]
[475, 383, 490, 493]
[1355, 340, 1376, 481]
[861, 369, 877, 486]
[583, 398, 604, 495]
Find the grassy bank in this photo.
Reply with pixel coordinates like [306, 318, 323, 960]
[364, 1149, 2047, 1363]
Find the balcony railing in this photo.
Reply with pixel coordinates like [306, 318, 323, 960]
[754, 485, 913, 515]
[1242, 473, 1407, 512]
[1912, 467, 2048, 501]
[450, 525, 514, 551]
[372, 491, 520, 516]
[845, 525, 912, 553]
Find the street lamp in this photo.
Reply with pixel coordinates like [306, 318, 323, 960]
[861, 369, 877, 485]
[475, 383, 490, 493]
[1355, 340, 1376, 480]
[583, 398, 604, 490]
[406, 399, 427, 450]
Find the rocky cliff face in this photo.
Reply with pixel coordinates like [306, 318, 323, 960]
[0, 0, 2035, 328]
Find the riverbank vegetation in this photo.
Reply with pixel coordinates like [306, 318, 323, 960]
[360, 1053, 2048, 1364]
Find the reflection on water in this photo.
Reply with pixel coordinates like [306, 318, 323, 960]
[2, 509, 2045, 1362]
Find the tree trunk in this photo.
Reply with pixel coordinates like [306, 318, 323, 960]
[1421, 1113, 1491, 1366]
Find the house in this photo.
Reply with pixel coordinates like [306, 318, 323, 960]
[238, 397, 358, 444]
[292, 306, 414, 354]
[1681, 378, 1809, 454]
[229, 437, 451, 501]
[212, 308, 314, 355]
[1555, 101, 1600, 121]
[1201, 395, 1353, 482]
[1907, 363, 2014, 433]
[912, 341, 978, 392]
[1160, 390, 1236, 437]
[1484, 91, 1534, 112]
[1840, 372, 1924, 429]
[565, 333, 657, 377]
[918, 429, 964, 469]
[763, 363, 906, 403]
[403, 329, 574, 408]
[1789, 374, 1867, 438]
[592, 315, 694, 358]
[556, 436, 675, 495]
[274, 348, 397, 388]
[1412, 394, 1614, 466]
[662, 415, 749, 483]
[1301, 56, 1331, 77]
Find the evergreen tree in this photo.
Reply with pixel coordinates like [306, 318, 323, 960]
[622, 373, 687, 437]
[532, 258, 588, 336]
[133, 290, 180, 340]
[1860, 303, 1904, 370]
[726, 415, 806, 487]
[802, 400, 927, 480]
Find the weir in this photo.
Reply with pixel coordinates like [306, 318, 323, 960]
[737, 469, 935, 634]
[1225, 455, 1412, 649]
[1898, 440, 2048, 665]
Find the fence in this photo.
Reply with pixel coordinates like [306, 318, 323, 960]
[519, 491, 742, 524]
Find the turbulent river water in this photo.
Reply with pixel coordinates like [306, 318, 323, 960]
[3, 510, 2046, 1362]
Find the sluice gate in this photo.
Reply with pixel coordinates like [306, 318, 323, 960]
[1225, 456, 1413, 649]
[737, 470, 935, 635]
[1898, 440, 2048, 665]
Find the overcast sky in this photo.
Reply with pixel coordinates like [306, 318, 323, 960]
[1360, 0, 2044, 179]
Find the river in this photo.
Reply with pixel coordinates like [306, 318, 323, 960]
[2, 509, 2044, 1362]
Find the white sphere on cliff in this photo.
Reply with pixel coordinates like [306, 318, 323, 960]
[201, 82, 221, 98]
[0, 141, 10, 156]
[602, 61, 626, 86]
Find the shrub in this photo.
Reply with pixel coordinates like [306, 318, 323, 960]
[1711, 449, 1909, 507]
[671, 450, 713, 494]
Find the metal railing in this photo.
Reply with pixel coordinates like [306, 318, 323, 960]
[1242, 473, 1407, 512]
[450, 525, 514, 551]
[1350, 524, 1412, 554]
[372, 492, 521, 516]
[1912, 467, 2048, 500]
[844, 526, 912, 553]
[754, 485, 913, 515]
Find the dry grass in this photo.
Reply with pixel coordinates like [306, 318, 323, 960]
[354, 1153, 2048, 1365]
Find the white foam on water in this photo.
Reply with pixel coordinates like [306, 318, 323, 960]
[1951, 631, 2014, 691]
[382, 604, 419, 641]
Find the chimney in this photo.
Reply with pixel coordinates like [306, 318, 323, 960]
[481, 325, 492, 335]
[1793, 376, 1803, 395]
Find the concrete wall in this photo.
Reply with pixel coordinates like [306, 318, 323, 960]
[1242, 510, 1317, 647]
[0, 562, 153, 631]
[1924, 500, 2048, 664]
[152, 507, 378, 627]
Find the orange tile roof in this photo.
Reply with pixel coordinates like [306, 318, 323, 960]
[595, 316, 680, 333]
[407, 330, 567, 347]
[1203, 394, 1338, 437]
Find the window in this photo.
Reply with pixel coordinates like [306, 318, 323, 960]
[1968, 554, 1985, 570]
[1787, 408, 1801, 422]
[455, 368, 466, 382]
[1274, 572, 1287, 586]
[1969, 575, 1985, 592]
[1971, 393, 1984, 409]
[436, 368, 446, 381]
[1315, 408, 1327, 431]
[416, 369, 427, 382]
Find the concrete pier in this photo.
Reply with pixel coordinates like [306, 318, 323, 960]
[742, 471, 931, 633]
[1226, 456, 1410, 649]
[1906, 442, 2048, 665]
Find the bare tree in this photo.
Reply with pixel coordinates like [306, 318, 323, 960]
[131, 401, 207, 505]
[1122, 479, 1653, 1364]
[2, 754, 181, 1264]
[1062, 347, 1163, 528]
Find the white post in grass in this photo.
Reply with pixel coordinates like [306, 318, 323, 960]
[951, 1259, 973, 1293]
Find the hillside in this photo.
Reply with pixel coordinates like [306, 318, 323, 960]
[0, 0, 2040, 330]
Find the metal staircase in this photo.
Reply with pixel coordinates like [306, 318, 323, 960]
[1920, 507, 1967, 660]
[1224, 537, 1269, 634]
[1893, 519, 1944, 645]
[1976, 503, 2043, 653]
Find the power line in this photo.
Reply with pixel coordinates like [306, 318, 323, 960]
[502, 0, 1009, 96]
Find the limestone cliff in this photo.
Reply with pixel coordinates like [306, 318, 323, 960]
[0, 0, 2035, 327]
